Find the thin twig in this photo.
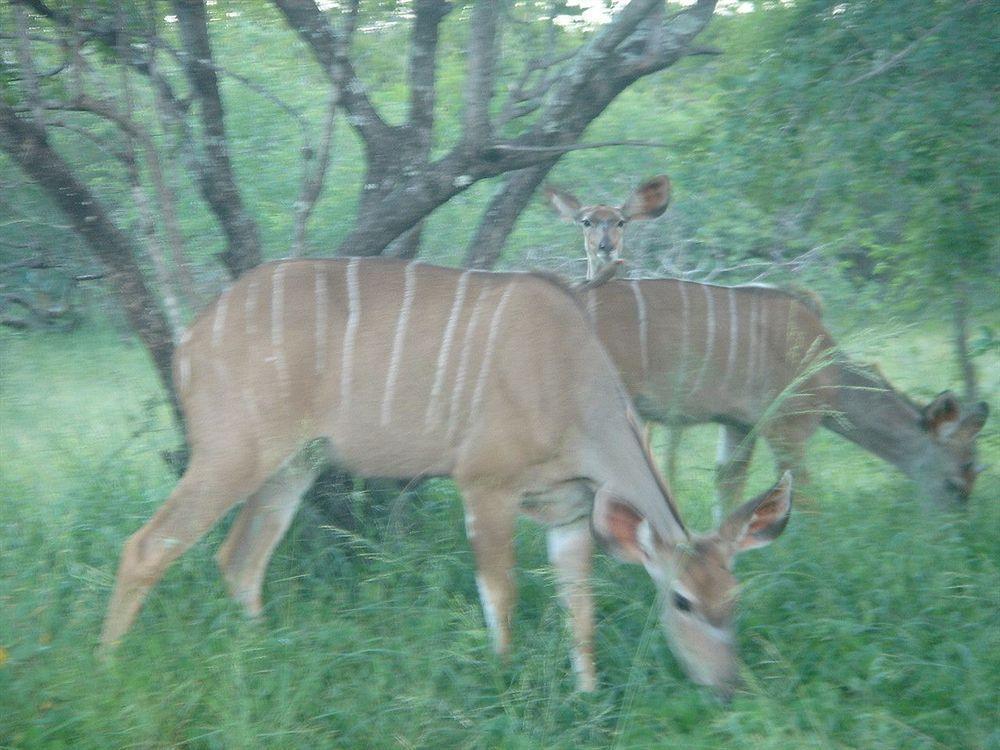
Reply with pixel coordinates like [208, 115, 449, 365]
[493, 139, 672, 154]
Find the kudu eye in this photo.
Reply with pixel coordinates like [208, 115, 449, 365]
[672, 591, 693, 613]
[581, 219, 592, 227]
[616, 220, 625, 228]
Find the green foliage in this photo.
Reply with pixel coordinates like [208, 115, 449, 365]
[1, 315, 998, 749]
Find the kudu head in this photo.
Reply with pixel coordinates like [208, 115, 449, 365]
[594, 471, 793, 699]
[915, 391, 988, 503]
[545, 175, 672, 279]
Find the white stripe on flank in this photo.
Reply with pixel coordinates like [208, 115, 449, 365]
[468, 285, 514, 422]
[212, 289, 230, 349]
[244, 278, 260, 338]
[587, 289, 598, 325]
[381, 261, 418, 426]
[690, 284, 716, 395]
[747, 291, 758, 394]
[631, 280, 649, 378]
[679, 282, 690, 390]
[720, 287, 739, 390]
[340, 258, 361, 409]
[240, 385, 264, 446]
[271, 263, 289, 399]
[314, 264, 328, 375]
[425, 270, 470, 430]
[447, 283, 489, 442]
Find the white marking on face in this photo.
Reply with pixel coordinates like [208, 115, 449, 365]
[447, 282, 489, 442]
[212, 288, 230, 349]
[315, 264, 327, 375]
[468, 285, 514, 424]
[271, 263, 289, 401]
[425, 270, 470, 430]
[631, 280, 649, 379]
[340, 258, 361, 411]
[381, 260, 418, 426]
[691, 284, 716, 395]
[720, 287, 738, 390]
[700, 621, 735, 646]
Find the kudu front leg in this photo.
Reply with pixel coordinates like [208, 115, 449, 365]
[461, 485, 518, 657]
[547, 518, 597, 692]
[101, 451, 266, 649]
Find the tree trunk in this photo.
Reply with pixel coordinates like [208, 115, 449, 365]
[0, 102, 181, 422]
[464, 162, 557, 269]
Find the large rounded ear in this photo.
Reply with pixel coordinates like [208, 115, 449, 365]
[921, 391, 961, 438]
[592, 487, 659, 564]
[544, 185, 582, 222]
[955, 401, 988, 442]
[620, 175, 671, 221]
[719, 472, 792, 554]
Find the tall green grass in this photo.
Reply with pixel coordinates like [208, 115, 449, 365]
[1, 321, 997, 749]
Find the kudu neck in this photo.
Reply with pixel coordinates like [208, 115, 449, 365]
[823, 359, 929, 475]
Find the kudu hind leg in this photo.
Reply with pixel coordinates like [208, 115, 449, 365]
[215, 462, 320, 617]
[715, 424, 757, 519]
[101, 452, 268, 648]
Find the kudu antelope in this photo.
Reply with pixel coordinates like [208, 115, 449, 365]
[545, 175, 671, 280]
[581, 277, 988, 507]
[101, 258, 794, 696]
[547, 177, 988, 508]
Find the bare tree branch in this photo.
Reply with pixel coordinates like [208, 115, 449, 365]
[462, 0, 501, 146]
[848, 3, 974, 86]
[293, 88, 338, 256]
[173, 0, 262, 277]
[464, 161, 556, 269]
[271, 0, 394, 151]
[0, 101, 179, 420]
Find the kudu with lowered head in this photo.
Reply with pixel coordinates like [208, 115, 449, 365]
[545, 175, 671, 280]
[547, 176, 988, 507]
[582, 278, 988, 508]
[101, 258, 793, 696]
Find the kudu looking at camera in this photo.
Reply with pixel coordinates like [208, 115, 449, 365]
[546, 177, 988, 508]
[101, 258, 793, 697]
[545, 175, 671, 280]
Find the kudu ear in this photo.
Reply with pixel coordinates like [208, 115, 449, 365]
[592, 487, 660, 564]
[955, 401, 988, 442]
[720, 472, 792, 554]
[620, 175, 671, 221]
[922, 391, 962, 438]
[544, 186, 582, 222]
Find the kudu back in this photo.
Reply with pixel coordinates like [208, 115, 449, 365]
[101, 258, 793, 696]
[548, 177, 988, 507]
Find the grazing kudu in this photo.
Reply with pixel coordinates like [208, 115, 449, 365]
[545, 175, 671, 280]
[548, 177, 988, 508]
[582, 278, 989, 507]
[101, 258, 794, 696]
